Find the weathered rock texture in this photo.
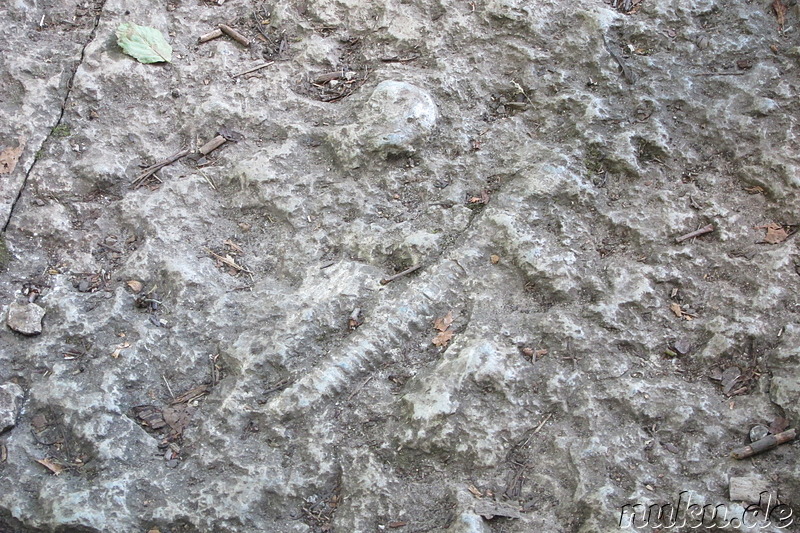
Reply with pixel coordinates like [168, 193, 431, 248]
[0, 0, 799, 531]
[0, 382, 24, 433]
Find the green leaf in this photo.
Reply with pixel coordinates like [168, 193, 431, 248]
[116, 22, 172, 64]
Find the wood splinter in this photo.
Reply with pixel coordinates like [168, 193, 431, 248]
[219, 24, 249, 47]
[731, 428, 796, 460]
[232, 61, 274, 78]
[675, 223, 715, 244]
[198, 28, 224, 43]
[380, 264, 421, 285]
[199, 135, 227, 156]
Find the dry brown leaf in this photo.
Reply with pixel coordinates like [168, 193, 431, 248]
[432, 329, 455, 347]
[223, 239, 244, 254]
[36, 458, 65, 475]
[756, 223, 789, 244]
[468, 190, 490, 204]
[0, 137, 25, 175]
[162, 403, 196, 436]
[670, 302, 697, 320]
[222, 254, 238, 268]
[468, 484, 483, 498]
[126, 280, 143, 292]
[205, 248, 253, 274]
[111, 341, 131, 358]
[433, 311, 454, 332]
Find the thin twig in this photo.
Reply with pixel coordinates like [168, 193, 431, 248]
[347, 375, 374, 401]
[162, 375, 175, 399]
[694, 72, 746, 77]
[380, 264, 421, 285]
[380, 55, 420, 63]
[204, 247, 254, 274]
[231, 61, 274, 78]
[533, 413, 552, 434]
[197, 169, 216, 190]
[264, 378, 291, 394]
[131, 149, 190, 189]
[675, 223, 714, 243]
[209, 354, 220, 386]
[97, 242, 123, 254]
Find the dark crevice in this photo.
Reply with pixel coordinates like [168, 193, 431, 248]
[2, 0, 107, 232]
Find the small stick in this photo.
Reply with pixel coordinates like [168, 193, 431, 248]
[313, 71, 347, 84]
[162, 375, 175, 399]
[170, 384, 211, 405]
[219, 24, 249, 47]
[131, 149, 190, 189]
[199, 135, 227, 155]
[226, 285, 253, 292]
[694, 72, 746, 77]
[347, 374, 374, 401]
[264, 378, 291, 394]
[208, 354, 221, 386]
[198, 28, 224, 43]
[675, 223, 714, 243]
[204, 247, 254, 274]
[380, 55, 420, 63]
[97, 242, 123, 254]
[197, 169, 216, 190]
[231, 61, 274, 78]
[731, 428, 796, 459]
[533, 413, 552, 434]
[380, 264, 421, 285]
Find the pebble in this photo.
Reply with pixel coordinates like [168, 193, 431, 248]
[749, 424, 770, 443]
[7, 301, 45, 335]
[673, 338, 692, 356]
[0, 382, 25, 433]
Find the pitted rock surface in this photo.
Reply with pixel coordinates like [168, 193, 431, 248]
[0, 0, 799, 532]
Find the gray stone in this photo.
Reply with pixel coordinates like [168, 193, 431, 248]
[6, 302, 45, 336]
[329, 80, 438, 167]
[729, 476, 772, 504]
[362, 80, 438, 155]
[0, 382, 24, 432]
[770, 376, 800, 420]
[749, 424, 770, 443]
